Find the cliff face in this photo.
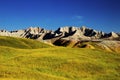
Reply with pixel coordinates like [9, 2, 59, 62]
[0, 26, 119, 41]
[54, 26, 119, 41]
[0, 27, 52, 39]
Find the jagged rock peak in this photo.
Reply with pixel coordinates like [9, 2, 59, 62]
[0, 30, 8, 32]
[57, 26, 95, 32]
[0, 26, 120, 41]
[58, 26, 72, 33]
[56, 26, 85, 33]
[27, 27, 42, 34]
[109, 32, 119, 38]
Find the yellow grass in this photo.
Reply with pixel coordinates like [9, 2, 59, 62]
[0, 36, 120, 80]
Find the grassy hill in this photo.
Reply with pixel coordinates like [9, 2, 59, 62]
[0, 36, 120, 80]
[0, 36, 52, 49]
[53, 39, 120, 53]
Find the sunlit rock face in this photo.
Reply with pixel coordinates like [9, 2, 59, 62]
[0, 26, 119, 41]
[0, 27, 53, 39]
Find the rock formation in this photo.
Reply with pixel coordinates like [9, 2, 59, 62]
[0, 26, 119, 42]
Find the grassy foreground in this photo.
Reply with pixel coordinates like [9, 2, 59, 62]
[0, 36, 120, 80]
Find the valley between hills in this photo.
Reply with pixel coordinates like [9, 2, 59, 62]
[0, 26, 120, 80]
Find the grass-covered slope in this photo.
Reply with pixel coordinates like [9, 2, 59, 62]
[0, 36, 52, 49]
[0, 47, 120, 80]
[0, 36, 120, 80]
[53, 39, 120, 53]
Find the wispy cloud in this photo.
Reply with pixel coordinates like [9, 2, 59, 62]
[74, 16, 83, 19]
[72, 15, 83, 20]
[72, 15, 84, 24]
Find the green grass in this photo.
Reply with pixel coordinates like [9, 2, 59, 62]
[0, 36, 120, 80]
[0, 36, 52, 49]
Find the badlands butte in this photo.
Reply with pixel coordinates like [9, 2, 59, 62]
[0, 26, 120, 53]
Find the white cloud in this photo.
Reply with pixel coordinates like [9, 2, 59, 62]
[75, 16, 83, 19]
[73, 16, 83, 20]
[71, 16, 84, 24]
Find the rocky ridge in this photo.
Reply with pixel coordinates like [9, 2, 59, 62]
[0, 26, 119, 41]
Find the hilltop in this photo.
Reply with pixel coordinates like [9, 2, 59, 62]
[0, 36, 52, 49]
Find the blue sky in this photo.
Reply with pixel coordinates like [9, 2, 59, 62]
[0, 0, 120, 32]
